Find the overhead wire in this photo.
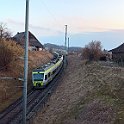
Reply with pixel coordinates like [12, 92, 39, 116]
[40, 0, 64, 33]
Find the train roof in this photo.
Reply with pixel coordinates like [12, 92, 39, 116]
[34, 62, 54, 72]
[32, 55, 63, 73]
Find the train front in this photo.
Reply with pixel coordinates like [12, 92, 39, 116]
[32, 69, 45, 89]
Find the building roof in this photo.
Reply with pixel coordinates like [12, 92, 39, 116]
[109, 43, 124, 53]
[13, 31, 44, 48]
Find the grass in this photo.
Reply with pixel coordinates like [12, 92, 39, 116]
[55, 62, 124, 124]
[58, 85, 123, 124]
[0, 90, 22, 112]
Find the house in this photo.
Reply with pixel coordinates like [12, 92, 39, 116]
[109, 43, 124, 62]
[99, 49, 112, 61]
[13, 31, 44, 51]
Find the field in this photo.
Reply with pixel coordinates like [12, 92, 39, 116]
[33, 54, 124, 124]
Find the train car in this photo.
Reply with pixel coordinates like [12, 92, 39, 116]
[32, 55, 64, 89]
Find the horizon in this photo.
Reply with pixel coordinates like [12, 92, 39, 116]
[0, 0, 124, 50]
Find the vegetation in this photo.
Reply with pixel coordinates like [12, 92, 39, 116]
[57, 62, 124, 124]
[0, 22, 12, 40]
[0, 23, 15, 70]
[0, 39, 23, 70]
[82, 41, 102, 61]
[0, 39, 52, 111]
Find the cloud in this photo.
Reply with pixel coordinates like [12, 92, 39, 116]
[29, 24, 63, 35]
[40, 29, 124, 50]
[7, 19, 24, 26]
[5, 18, 124, 50]
[6, 18, 63, 36]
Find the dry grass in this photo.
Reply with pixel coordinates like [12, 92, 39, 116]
[33, 55, 124, 124]
[0, 39, 24, 70]
[0, 40, 53, 112]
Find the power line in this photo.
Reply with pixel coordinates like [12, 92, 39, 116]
[41, 1, 64, 30]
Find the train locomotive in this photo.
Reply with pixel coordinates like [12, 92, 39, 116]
[32, 54, 64, 89]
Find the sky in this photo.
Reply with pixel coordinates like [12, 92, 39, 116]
[0, 0, 124, 50]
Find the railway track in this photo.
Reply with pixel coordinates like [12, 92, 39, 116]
[0, 62, 64, 124]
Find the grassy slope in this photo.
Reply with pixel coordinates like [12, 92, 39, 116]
[59, 62, 124, 124]
[0, 40, 53, 111]
[61, 62, 124, 124]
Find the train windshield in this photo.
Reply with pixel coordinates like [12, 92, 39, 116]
[33, 73, 44, 81]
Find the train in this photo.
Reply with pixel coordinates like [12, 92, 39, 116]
[32, 54, 64, 89]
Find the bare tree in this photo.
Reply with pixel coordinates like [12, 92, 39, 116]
[0, 40, 13, 70]
[0, 23, 12, 40]
[82, 41, 102, 61]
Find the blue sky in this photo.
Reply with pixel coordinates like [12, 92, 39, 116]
[0, 0, 124, 50]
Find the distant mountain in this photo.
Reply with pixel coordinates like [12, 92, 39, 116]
[44, 43, 82, 52]
[69, 47, 82, 52]
[44, 43, 65, 50]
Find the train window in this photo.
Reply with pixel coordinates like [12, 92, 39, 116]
[53, 69, 56, 74]
[45, 75, 47, 80]
[33, 73, 44, 81]
[48, 72, 50, 77]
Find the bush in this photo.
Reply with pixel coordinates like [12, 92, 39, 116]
[0, 40, 13, 70]
[82, 41, 102, 61]
[0, 39, 23, 70]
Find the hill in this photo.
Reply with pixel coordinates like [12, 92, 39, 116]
[0, 40, 53, 111]
[44, 43, 82, 53]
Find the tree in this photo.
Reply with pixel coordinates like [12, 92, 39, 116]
[82, 41, 102, 61]
[0, 23, 12, 40]
[0, 40, 13, 70]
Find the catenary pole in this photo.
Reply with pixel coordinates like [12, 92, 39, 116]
[64, 25, 67, 66]
[23, 0, 29, 124]
[68, 37, 69, 53]
[65, 25, 67, 52]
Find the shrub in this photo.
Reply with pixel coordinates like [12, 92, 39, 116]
[0, 40, 13, 70]
[0, 39, 23, 70]
[0, 22, 12, 40]
[82, 41, 102, 61]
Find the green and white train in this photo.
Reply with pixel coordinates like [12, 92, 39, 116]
[32, 55, 64, 89]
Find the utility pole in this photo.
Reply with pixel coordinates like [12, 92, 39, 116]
[68, 37, 69, 54]
[0, 30, 2, 40]
[23, 0, 29, 124]
[64, 25, 68, 66]
[65, 25, 67, 52]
